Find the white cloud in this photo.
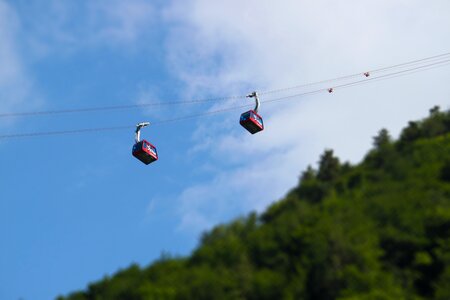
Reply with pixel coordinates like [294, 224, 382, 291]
[0, 0, 36, 126]
[0, 1, 157, 129]
[164, 0, 450, 234]
[88, 0, 156, 44]
[23, 0, 156, 57]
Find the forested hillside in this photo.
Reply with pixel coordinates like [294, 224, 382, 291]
[58, 107, 450, 300]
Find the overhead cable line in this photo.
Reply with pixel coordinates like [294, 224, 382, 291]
[1, 52, 449, 119]
[261, 58, 450, 104]
[0, 104, 253, 139]
[258, 51, 450, 95]
[369, 51, 450, 74]
[329, 58, 450, 92]
[0, 125, 134, 139]
[0, 95, 246, 118]
[2, 57, 449, 140]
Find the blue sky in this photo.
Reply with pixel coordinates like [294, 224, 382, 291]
[1, 1, 450, 299]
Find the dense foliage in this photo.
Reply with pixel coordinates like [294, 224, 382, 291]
[58, 107, 450, 300]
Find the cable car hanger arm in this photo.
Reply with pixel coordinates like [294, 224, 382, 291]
[135, 122, 149, 143]
[246, 91, 260, 113]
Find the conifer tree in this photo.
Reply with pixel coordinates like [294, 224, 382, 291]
[373, 128, 391, 148]
[317, 149, 340, 182]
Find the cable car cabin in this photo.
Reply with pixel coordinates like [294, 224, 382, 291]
[240, 110, 264, 134]
[132, 140, 158, 165]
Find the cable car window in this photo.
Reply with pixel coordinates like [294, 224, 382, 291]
[240, 112, 250, 121]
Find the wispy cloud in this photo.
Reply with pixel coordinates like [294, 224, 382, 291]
[21, 0, 156, 57]
[0, 0, 36, 126]
[164, 0, 450, 234]
[88, 0, 156, 44]
[0, 0, 158, 128]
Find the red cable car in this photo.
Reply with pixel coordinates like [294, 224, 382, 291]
[240, 92, 264, 134]
[240, 110, 264, 134]
[132, 122, 158, 165]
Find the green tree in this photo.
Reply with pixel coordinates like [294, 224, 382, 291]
[317, 149, 341, 182]
[373, 128, 391, 149]
[58, 107, 450, 300]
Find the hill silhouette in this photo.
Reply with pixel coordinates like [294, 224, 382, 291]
[58, 106, 450, 300]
